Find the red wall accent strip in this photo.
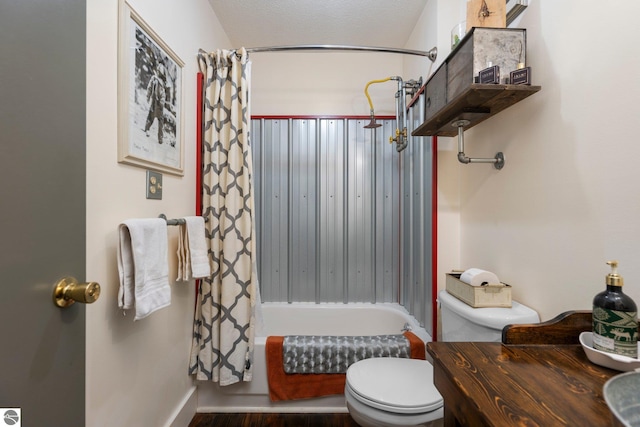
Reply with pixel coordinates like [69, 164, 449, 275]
[196, 72, 204, 217]
[432, 136, 438, 340]
[407, 85, 426, 109]
[195, 72, 204, 302]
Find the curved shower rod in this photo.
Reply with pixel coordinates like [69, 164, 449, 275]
[245, 44, 438, 62]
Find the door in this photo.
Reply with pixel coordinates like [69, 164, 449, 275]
[0, 1, 87, 426]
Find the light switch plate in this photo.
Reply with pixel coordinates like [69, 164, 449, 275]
[146, 170, 163, 199]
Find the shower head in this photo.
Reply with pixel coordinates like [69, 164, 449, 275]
[364, 115, 382, 129]
[363, 77, 392, 130]
[363, 109, 382, 129]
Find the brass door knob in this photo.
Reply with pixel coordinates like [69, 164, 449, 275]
[53, 276, 101, 308]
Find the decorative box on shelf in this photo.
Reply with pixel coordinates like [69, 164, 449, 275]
[414, 27, 541, 137]
[445, 272, 512, 308]
[448, 27, 527, 99]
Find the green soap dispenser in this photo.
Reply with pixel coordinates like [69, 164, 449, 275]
[592, 261, 638, 358]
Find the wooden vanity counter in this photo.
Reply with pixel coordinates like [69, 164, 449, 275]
[427, 341, 620, 426]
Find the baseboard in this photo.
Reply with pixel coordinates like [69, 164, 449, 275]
[166, 386, 197, 427]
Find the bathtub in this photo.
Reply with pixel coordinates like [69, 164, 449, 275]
[196, 302, 432, 413]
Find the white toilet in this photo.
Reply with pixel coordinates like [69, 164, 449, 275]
[344, 290, 540, 427]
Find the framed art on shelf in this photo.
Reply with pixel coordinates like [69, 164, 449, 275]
[118, 0, 185, 176]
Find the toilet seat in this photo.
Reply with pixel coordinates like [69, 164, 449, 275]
[346, 358, 443, 415]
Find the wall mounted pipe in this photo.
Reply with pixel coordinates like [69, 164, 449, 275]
[362, 76, 423, 153]
[453, 120, 505, 170]
[391, 76, 408, 152]
[392, 77, 422, 153]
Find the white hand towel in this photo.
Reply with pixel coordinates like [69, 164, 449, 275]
[117, 218, 171, 320]
[184, 216, 211, 279]
[176, 223, 189, 281]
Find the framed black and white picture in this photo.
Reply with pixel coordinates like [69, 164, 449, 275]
[118, 0, 184, 175]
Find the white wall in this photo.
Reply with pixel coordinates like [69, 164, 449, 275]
[250, 52, 403, 116]
[86, 1, 230, 426]
[411, 0, 640, 321]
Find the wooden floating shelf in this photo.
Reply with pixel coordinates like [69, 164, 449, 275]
[412, 84, 541, 137]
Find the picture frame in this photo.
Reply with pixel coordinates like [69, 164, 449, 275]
[118, 0, 185, 176]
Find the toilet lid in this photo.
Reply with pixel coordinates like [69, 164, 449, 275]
[346, 358, 443, 414]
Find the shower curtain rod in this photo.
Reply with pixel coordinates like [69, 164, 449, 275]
[245, 44, 438, 62]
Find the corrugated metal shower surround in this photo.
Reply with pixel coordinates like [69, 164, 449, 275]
[251, 106, 433, 331]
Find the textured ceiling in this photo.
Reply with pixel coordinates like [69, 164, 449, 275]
[208, 0, 428, 48]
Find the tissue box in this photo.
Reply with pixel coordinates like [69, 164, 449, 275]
[446, 272, 512, 308]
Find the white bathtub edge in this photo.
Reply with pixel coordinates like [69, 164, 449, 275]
[196, 302, 431, 413]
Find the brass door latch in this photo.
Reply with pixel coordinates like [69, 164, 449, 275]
[53, 277, 101, 308]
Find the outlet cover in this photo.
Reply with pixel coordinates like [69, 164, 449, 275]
[146, 170, 163, 200]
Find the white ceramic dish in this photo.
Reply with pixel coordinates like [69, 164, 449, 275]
[579, 332, 640, 372]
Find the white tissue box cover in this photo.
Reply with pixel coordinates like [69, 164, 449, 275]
[446, 272, 512, 308]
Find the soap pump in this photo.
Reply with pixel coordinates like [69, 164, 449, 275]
[592, 261, 638, 358]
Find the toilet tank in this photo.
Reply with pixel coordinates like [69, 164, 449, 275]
[438, 290, 540, 342]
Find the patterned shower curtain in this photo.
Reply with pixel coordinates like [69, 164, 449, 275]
[189, 48, 260, 385]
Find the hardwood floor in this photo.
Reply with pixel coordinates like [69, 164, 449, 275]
[188, 412, 360, 427]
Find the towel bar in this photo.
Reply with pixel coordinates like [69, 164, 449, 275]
[158, 213, 208, 226]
